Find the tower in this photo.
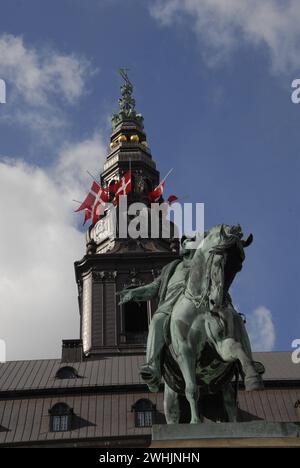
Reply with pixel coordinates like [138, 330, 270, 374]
[74, 70, 179, 358]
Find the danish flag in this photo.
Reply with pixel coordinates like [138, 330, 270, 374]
[75, 181, 110, 225]
[112, 170, 132, 205]
[75, 181, 110, 212]
[148, 168, 173, 203]
[167, 194, 178, 205]
[82, 208, 92, 226]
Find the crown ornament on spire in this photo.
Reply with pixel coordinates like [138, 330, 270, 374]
[111, 68, 144, 130]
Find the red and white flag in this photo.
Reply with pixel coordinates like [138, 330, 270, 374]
[75, 181, 110, 212]
[82, 200, 106, 226]
[148, 168, 173, 203]
[167, 194, 178, 205]
[83, 208, 91, 226]
[112, 170, 132, 206]
[75, 180, 110, 225]
[91, 200, 106, 224]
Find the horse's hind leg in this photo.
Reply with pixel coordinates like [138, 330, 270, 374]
[164, 382, 180, 424]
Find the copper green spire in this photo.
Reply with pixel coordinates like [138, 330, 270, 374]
[111, 68, 144, 131]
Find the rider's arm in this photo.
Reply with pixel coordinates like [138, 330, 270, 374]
[129, 276, 161, 302]
[209, 254, 225, 312]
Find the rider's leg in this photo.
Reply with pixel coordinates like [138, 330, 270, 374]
[140, 311, 167, 389]
[146, 311, 167, 366]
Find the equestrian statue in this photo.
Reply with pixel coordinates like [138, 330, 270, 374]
[118, 224, 264, 424]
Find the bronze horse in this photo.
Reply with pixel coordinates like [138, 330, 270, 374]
[161, 224, 264, 424]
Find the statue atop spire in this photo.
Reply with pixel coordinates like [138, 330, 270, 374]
[111, 68, 144, 130]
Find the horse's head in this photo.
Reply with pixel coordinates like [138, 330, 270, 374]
[201, 224, 253, 297]
[202, 224, 252, 256]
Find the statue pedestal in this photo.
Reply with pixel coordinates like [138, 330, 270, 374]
[151, 422, 300, 448]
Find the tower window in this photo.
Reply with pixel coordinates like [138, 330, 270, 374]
[122, 301, 149, 344]
[55, 366, 79, 379]
[143, 178, 153, 193]
[132, 399, 156, 427]
[49, 403, 73, 432]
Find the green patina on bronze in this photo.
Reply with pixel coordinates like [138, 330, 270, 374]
[119, 224, 265, 424]
[111, 68, 144, 130]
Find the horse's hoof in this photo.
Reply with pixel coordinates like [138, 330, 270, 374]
[190, 419, 201, 424]
[140, 364, 161, 391]
[245, 374, 264, 391]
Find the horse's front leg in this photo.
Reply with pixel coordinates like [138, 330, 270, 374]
[177, 345, 201, 424]
[205, 306, 263, 391]
[164, 382, 180, 424]
[171, 297, 202, 424]
[217, 338, 263, 391]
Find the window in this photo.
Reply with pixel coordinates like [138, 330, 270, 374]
[136, 410, 153, 427]
[143, 178, 153, 194]
[52, 414, 69, 432]
[132, 399, 156, 427]
[55, 366, 79, 379]
[122, 301, 149, 344]
[49, 403, 73, 432]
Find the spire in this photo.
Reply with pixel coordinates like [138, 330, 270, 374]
[111, 68, 144, 131]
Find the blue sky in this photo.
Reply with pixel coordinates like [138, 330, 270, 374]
[0, 0, 300, 359]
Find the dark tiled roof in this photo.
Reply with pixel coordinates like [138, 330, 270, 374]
[0, 355, 145, 393]
[0, 390, 162, 446]
[0, 352, 298, 394]
[0, 389, 299, 446]
[253, 352, 300, 381]
[0, 352, 299, 446]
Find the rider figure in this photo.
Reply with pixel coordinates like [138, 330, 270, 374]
[118, 236, 195, 391]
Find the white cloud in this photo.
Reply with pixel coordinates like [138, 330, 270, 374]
[55, 134, 105, 201]
[0, 134, 106, 360]
[247, 306, 276, 351]
[150, 0, 300, 73]
[0, 34, 92, 139]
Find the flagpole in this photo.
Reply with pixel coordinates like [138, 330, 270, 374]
[154, 168, 174, 190]
[86, 170, 99, 184]
[162, 168, 173, 183]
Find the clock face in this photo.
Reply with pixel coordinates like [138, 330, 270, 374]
[91, 213, 115, 244]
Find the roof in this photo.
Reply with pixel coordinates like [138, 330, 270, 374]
[0, 352, 299, 446]
[0, 352, 298, 394]
[0, 388, 299, 446]
[0, 355, 145, 394]
[0, 390, 161, 446]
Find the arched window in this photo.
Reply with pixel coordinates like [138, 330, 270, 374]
[49, 403, 73, 432]
[55, 366, 79, 379]
[108, 179, 118, 202]
[132, 399, 156, 427]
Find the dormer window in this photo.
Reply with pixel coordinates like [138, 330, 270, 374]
[55, 366, 79, 379]
[49, 403, 73, 432]
[132, 399, 156, 427]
